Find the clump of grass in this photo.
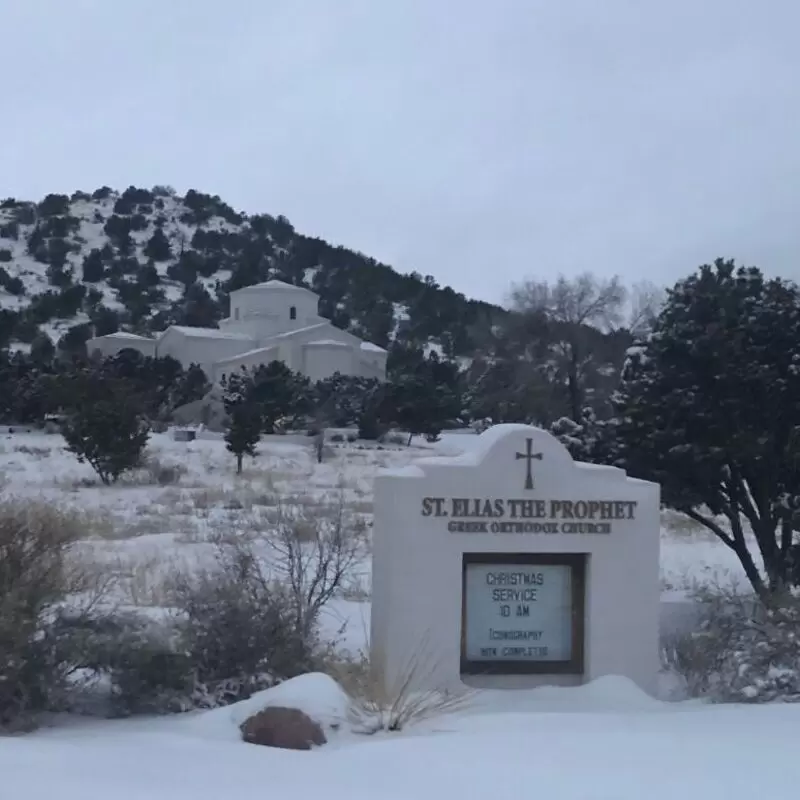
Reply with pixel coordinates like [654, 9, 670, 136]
[333, 632, 473, 733]
[110, 553, 177, 607]
[12, 444, 52, 458]
[125, 454, 188, 487]
[661, 508, 718, 539]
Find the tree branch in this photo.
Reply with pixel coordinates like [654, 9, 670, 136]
[682, 508, 736, 549]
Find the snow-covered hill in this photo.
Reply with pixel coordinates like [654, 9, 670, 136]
[0, 186, 496, 355]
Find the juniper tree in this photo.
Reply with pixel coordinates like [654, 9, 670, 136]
[614, 259, 800, 600]
[59, 371, 150, 484]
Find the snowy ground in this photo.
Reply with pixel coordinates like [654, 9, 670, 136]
[2, 427, 780, 799]
[0, 427, 747, 638]
[0, 427, 747, 594]
[2, 672, 796, 800]
[0, 426, 750, 648]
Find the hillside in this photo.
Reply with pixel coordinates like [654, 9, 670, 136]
[0, 186, 501, 360]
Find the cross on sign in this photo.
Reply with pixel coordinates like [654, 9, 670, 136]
[515, 437, 543, 490]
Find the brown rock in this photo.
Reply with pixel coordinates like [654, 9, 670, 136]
[240, 706, 327, 750]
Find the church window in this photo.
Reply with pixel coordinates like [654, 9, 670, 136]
[234, 307, 240, 320]
[290, 306, 297, 320]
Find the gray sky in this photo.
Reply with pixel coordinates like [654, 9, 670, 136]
[3, 0, 799, 305]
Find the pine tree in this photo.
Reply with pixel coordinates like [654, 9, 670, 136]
[221, 370, 262, 473]
[224, 404, 262, 474]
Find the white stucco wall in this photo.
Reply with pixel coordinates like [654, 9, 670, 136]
[302, 341, 354, 381]
[371, 424, 661, 696]
[358, 346, 388, 380]
[87, 333, 157, 360]
[212, 345, 281, 383]
[225, 282, 320, 340]
[156, 329, 255, 377]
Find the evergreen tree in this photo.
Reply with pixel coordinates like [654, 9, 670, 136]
[221, 370, 262, 473]
[90, 305, 121, 336]
[58, 370, 150, 484]
[614, 259, 800, 600]
[172, 363, 210, 409]
[0, 309, 16, 349]
[249, 361, 312, 433]
[382, 353, 461, 445]
[314, 373, 382, 427]
[58, 324, 92, 359]
[178, 283, 219, 328]
[143, 228, 172, 262]
[137, 262, 160, 288]
[30, 332, 55, 364]
[81, 249, 106, 282]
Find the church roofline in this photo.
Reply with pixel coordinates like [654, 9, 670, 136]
[93, 331, 154, 341]
[267, 322, 330, 340]
[231, 279, 317, 296]
[162, 326, 255, 341]
[213, 344, 281, 366]
[305, 339, 351, 348]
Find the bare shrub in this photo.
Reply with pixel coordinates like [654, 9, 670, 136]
[111, 554, 174, 607]
[0, 499, 112, 729]
[339, 572, 371, 601]
[261, 495, 366, 641]
[166, 541, 313, 706]
[662, 584, 800, 702]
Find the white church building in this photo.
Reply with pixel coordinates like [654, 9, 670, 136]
[86, 280, 388, 383]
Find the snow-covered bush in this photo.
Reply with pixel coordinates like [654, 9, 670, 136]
[58, 611, 195, 717]
[167, 544, 308, 705]
[470, 417, 492, 434]
[663, 586, 800, 703]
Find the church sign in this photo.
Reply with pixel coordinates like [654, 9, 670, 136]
[420, 439, 638, 534]
[370, 423, 661, 697]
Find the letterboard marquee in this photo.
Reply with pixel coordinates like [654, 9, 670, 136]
[460, 552, 586, 675]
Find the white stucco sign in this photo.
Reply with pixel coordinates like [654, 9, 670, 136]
[370, 423, 661, 695]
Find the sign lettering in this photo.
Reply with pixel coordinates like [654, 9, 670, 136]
[421, 496, 637, 534]
[463, 563, 573, 662]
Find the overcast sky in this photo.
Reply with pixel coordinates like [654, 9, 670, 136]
[2, 1, 799, 304]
